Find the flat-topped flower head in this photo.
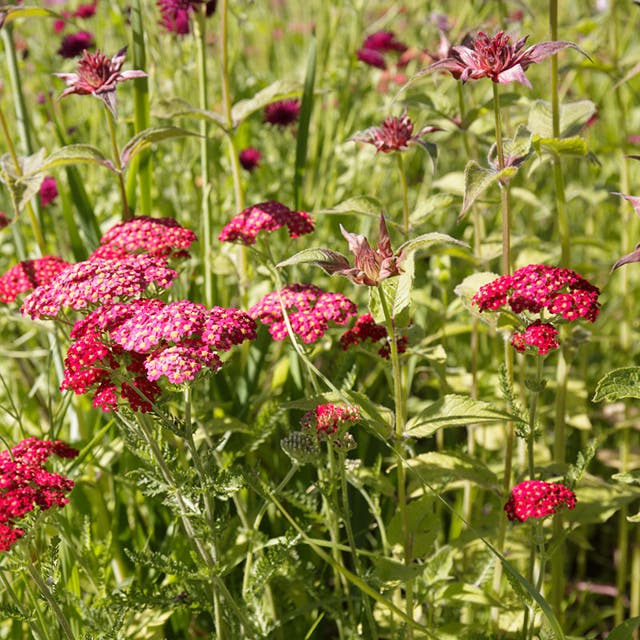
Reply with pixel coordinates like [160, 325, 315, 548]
[473, 264, 600, 323]
[505, 480, 576, 522]
[249, 283, 356, 344]
[340, 313, 408, 359]
[97, 216, 197, 258]
[511, 321, 559, 356]
[0, 438, 78, 551]
[422, 30, 580, 88]
[219, 201, 314, 246]
[351, 110, 440, 154]
[55, 46, 147, 118]
[0, 256, 71, 304]
[21, 254, 177, 319]
[264, 99, 300, 127]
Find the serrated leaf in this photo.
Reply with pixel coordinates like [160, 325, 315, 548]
[397, 231, 467, 260]
[407, 451, 500, 490]
[528, 99, 597, 138]
[532, 135, 588, 157]
[406, 394, 523, 438]
[120, 126, 199, 166]
[592, 367, 640, 402]
[460, 161, 517, 219]
[151, 97, 226, 127]
[322, 195, 384, 217]
[22, 144, 114, 175]
[368, 279, 397, 325]
[232, 79, 302, 125]
[276, 247, 349, 272]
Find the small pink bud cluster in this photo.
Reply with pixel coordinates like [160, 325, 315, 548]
[219, 201, 314, 246]
[0, 438, 78, 551]
[339, 313, 408, 359]
[504, 480, 576, 522]
[301, 403, 360, 449]
[249, 283, 357, 343]
[0, 256, 71, 304]
[511, 321, 559, 356]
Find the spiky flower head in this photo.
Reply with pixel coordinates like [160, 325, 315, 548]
[505, 480, 576, 522]
[55, 46, 147, 118]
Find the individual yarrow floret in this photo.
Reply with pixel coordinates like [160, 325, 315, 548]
[340, 313, 408, 359]
[504, 480, 576, 522]
[0, 438, 78, 551]
[249, 283, 356, 344]
[0, 256, 71, 304]
[219, 201, 314, 246]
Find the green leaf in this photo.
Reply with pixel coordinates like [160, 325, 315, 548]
[628, 511, 640, 523]
[232, 79, 302, 126]
[608, 617, 640, 640]
[0, 6, 59, 25]
[454, 271, 500, 327]
[571, 479, 640, 524]
[0, 150, 46, 217]
[276, 247, 349, 272]
[321, 195, 384, 217]
[407, 451, 500, 491]
[406, 394, 523, 438]
[392, 252, 414, 326]
[387, 495, 438, 558]
[152, 97, 226, 128]
[612, 470, 640, 486]
[120, 126, 200, 167]
[532, 135, 588, 158]
[22, 144, 114, 175]
[397, 231, 468, 260]
[460, 161, 517, 219]
[592, 367, 640, 402]
[439, 582, 503, 607]
[371, 556, 425, 584]
[528, 99, 597, 138]
[368, 279, 398, 325]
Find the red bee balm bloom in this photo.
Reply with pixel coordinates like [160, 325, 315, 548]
[421, 31, 580, 88]
[55, 46, 147, 118]
[351, 110, 440, 153]
[505, 480, 576, 522]
[219, 201, 313, 245]
[0, 256, 71, 304]
[264, 99, 300, 127]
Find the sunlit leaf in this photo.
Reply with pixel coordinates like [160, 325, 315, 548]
[232, 79, 302, 125]
[120, 126, 200, 167]
[528, 99, 597, 138]
[460, 161, 517, 219]
[592, 367, 640, 402]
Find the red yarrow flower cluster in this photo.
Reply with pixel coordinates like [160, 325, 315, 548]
[264, 100, 300, 127]
[96, 215, 197, 259]
[219, 201, 314, 246]
[0, 256, 71, 304]
[0, 438, 78, 551]
[505, 480, 576, 522]
[473, 264, 600, 323]
[511, 321, 559, 356]
[21, 254, 177, 319]
[249, 283, 357, 344]
[301, 403, 360, 448]
[340, 313, 408, 359]
[357, 31, 408, 70]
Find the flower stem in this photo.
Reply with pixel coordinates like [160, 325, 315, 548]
[396, 153, 410, 235]
[104, 107, 130, 220]
[492, 82, 511, 275]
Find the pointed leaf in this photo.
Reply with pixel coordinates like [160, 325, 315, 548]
[460, 161, 517, 219]
[592, 367, 640, 402]
[608, 617, 640, 640]
[120, 126, 200, 167]
[321, 195, 384, 218]
[368, 278, 398, 325]
[528, 99, 597, 138]
[532, 135, 588, 158]
[406, 394, 523, 438]
[22, 144, 114, 175]
[392, 252, 414, 326]
[276, 247, 350, 273]
[397, 231, 468, 261]
[152, 98, 226, 127]
[232, 79, 302, 126]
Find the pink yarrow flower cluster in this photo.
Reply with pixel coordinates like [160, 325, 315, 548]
[63, 299, 256, 411]
[0, 438, 78, 551]
[301, 403, 360, 449]
[505, 480, 576, 522]
[340, 313, 408, 359]
[249, 283, 356, 344]
[0, 256, 71, 304]
[219, 201, 314, 246]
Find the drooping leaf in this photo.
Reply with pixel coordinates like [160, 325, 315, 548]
[23, 144, 114, 175]
[321, 195, 384, 218]
[406, 394, 523, 438]
[231, 79, 302, 126]
[276, 247, 350, 272]
[120, 126, 200, 167]
[460, 161, 517, 219]
[592, 367, 640, 402]
[0, 150, 46, 217]
[0, 6, 59, 25]
[397, 231, 468, 262]
[528, 99, 597, 138]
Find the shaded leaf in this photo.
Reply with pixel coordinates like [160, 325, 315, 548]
[612, 470, 640, 486]
[407, 451, 500, 491]
[532, 135, 588, 158]
[571, 479, 640, 524]
[120, 126, 200, 167]
[460, 161, 517, 219]
[592, 367, 640, 402]
[406, 394, 523, 437]
[387, 495, 438, 558]
[608, 617, 640, 640]
[232, 79, 302, 126]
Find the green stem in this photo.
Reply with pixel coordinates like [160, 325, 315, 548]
[104, 108, 130, 220]
[492, 82, 511, 276]
[396, 153, 410, 236]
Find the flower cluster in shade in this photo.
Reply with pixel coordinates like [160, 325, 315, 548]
[0, 438, 78, 551]
[0, 256, 72, 304]
[39, 176, 58, 207]
[249, 283, 357, 344]
[218, 201, 314, 246]
[301, 403, 360, 449]
[62, 299, 256, 412]
[420, 30, 579, 88]
[264, 99, 300, 128]
[55, 46, 147, 118]
[357, 31, 407, 70]
[504, 480, 576, 522]
[472, 264, 600, 356]
[351, 110, 440, 154]
[340, 313, 408, 359]
[157, 0, 217, 35]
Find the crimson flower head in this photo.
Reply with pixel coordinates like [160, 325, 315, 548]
[57, 31, 94, 58]
[39, 176, 58, 207]
[422, 31, 580, 88]
[0, 256, 71, 304]
[505, 480, 576, 522]
[340, 313, 408, 359]
[55, 46, 147, 118]
[264, 99, 300, 127]
[351, 110, 440, 154]
[157, 0, 217, 35]
[239, 147, 261, 172]
[357, 48, 387, 70]
[357, 30, 407, 70]
[510, 321, 559, 356]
